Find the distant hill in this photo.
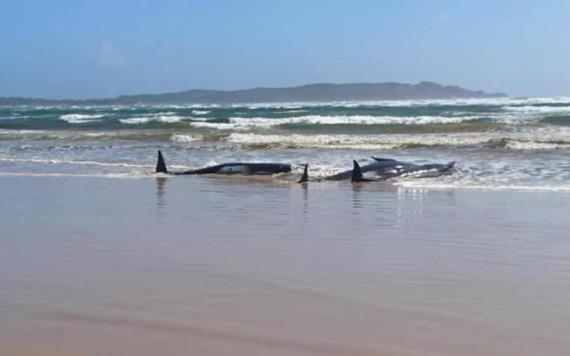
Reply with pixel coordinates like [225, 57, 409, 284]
[0, 82, 506, 105]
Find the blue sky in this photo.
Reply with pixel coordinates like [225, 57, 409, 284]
[1, 0, 569, 98]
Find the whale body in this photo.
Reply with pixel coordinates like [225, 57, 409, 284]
[155, 151, 292, 176]
[298, 157, 454, 182]
[350, 157, 456, 182]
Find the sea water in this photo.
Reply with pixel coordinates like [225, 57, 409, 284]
[1, 97, 570, 190]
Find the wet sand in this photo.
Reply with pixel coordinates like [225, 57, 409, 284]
[1, 176, 570, 355]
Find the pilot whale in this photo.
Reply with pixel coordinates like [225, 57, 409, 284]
[350, 157, 456, 182]
[155, 151, 292, 176]
[298, 157, 455, 182]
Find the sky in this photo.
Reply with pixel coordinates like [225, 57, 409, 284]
[1, 0, 569, 99]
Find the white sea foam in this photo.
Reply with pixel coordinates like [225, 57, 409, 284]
[0, 115, 24, 120]
[170, 134, 199, 143]
[227, 133, 485, 149]
[119, 115, 186, 124]
[275, 109, 309, 114]
[0, 129, 49, 135]
[215, 96, 570, 109]
[192, 110, 211, 115]
[119, 117, 153, 124]
[0, 172, 148, 179]
[149, 104, 220, 109]
[503, 140, 569, 150]
[60, 114, 105, 123]
[0, 129, 73, 140]
[0, 129, 177, 141]
[191, 122, 240, 130]
[191, 115, 482, 130]
[227, 131, 570, 150]
[504, 105, 570, 114]
[0, 156, 148, 168]
[396, 181, 570, 192]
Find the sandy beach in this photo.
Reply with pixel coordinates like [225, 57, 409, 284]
[1, 176, 570, 355]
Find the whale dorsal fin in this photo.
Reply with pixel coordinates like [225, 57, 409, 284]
[156, 151, 168, 174]
[351, 160, 365, 182]
[371, 156, 396, 162]
[298, 164, 309, 183]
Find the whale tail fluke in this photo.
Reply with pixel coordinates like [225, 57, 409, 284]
[351, 160, 367, 182]
[298, 164, 309, 183]
[156, 151, 168, 174]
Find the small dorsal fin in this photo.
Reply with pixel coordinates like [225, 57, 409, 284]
[371, 156, 396, 162]
[298, 164, 309, 183]
[156, 150, 168, 174]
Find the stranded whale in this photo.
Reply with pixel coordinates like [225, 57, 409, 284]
[155, 151, 292, 176]
[350, 157, 456, 182]
[155, 151, 454, 182]
[298, 157, 455, 182]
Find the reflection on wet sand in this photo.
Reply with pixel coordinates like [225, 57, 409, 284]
[155, 177, 167, 217]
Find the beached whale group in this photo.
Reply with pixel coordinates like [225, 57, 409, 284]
[155, 151, 455, 183]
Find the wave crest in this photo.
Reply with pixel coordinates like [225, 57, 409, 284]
[228, 132, 570, 150]
[60, 114, 105, 124]
[119, 115, 186, 124]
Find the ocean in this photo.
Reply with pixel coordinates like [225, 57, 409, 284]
[2, 97, 570, 355]
[1, 97, 570, 189]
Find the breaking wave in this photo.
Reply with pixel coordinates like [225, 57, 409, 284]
[119, 115, 186, 124]
[60, 114, 105, 124]
[227, 132, 570, 150]
[191, 110, 210, 115]
[190, 115, 483, 130]
[3, 128, 570, 151]
[0, 129, 175, 141]
[504, 105, 570, 114]
[0, 156, 149, 168]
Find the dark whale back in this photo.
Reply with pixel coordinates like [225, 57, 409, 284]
[187, 163, 291, 175]
[324, 159, 402, 181]
[155, 151, 291, 176]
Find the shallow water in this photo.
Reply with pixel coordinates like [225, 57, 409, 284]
[1, 176, 570, 355]
[1, 97, 570, 190]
